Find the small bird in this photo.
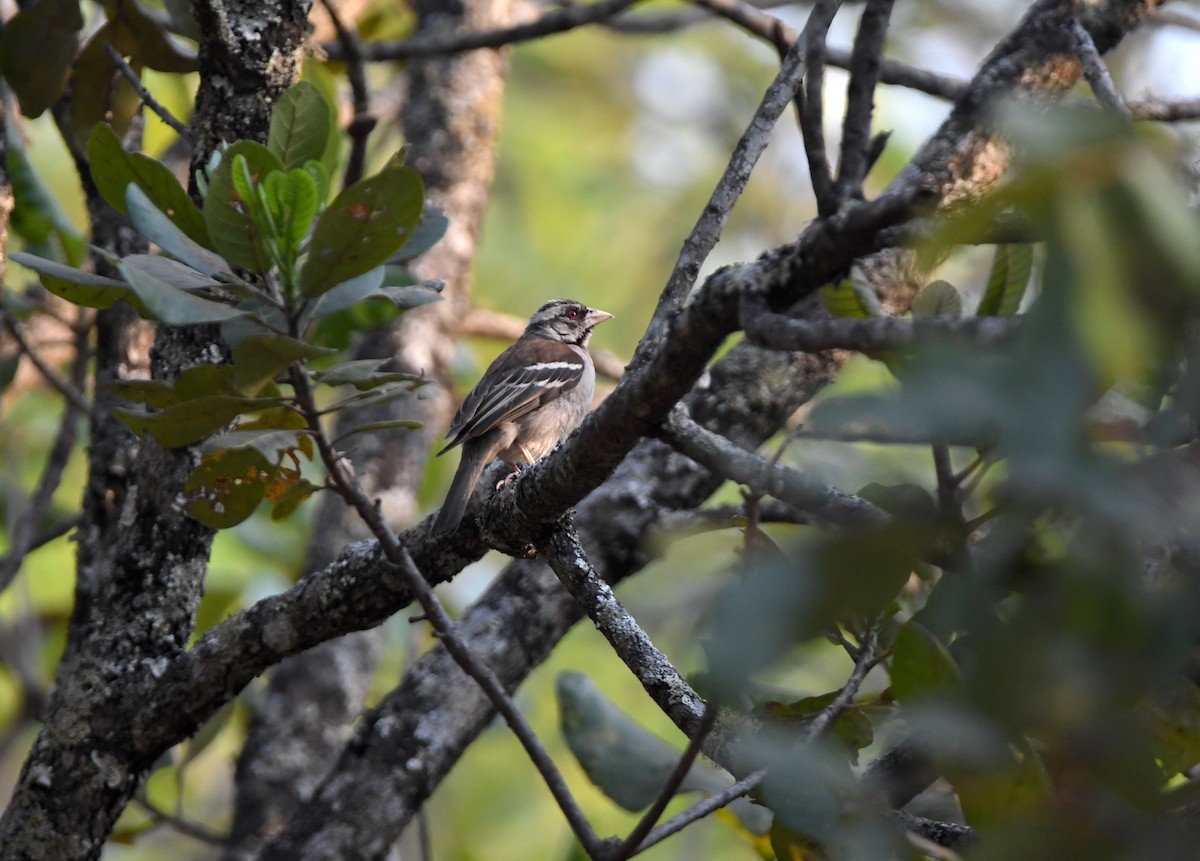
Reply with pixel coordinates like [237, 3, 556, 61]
[433, 298, 613, 533]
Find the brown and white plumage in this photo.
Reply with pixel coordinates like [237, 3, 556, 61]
[434, 299, 613, 533]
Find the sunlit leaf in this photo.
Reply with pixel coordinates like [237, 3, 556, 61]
[0, 0, 82, 118]
[267, 81, 333, 170]
[299, 167, 425, 299]
[185, 447, 271, 528]
[819, 275, 882, 319]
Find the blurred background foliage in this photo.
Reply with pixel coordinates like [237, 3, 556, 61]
[4, 0, 1200, 859]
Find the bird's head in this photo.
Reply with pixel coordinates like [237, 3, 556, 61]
[526, 299, 614, 346]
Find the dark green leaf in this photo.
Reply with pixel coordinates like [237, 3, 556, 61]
[305, 266, 385, 320]
[173, 364, 239, 401]
[203, 141, 284, 273]
[105, 379, 178, 409]
[912, 279, 963, 318]
[124, 185, 229, 277]
[1140, 677, 1200, 777]
[0, 354, 20, 393]
[890, 622, 962, 701]
[388, 204, 449, 264]
[311, 358, 389, 385]
[978, 244, 1033, 317]
[185, 448, 271, 528]
[231, 334, 334, 393]
[299, 167, 425, 299]
[119, 255, 245, 325]
[107, 0, 197, 73]
[116, 396, 268, 448]
[267, 82, 333, 170]
[9, 251, 127, 289]
[0, 0, 82, 118]
[88, 124, 211, 247]
[121, 254, 220, 290]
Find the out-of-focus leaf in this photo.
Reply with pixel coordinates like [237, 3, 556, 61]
[949, 739, 1050, 828]
[912, 279, 963, 319]
[119, 256, 244, 325]
[173, 364, 239, 401]
[977, 244, 1033, 317]
[6, 116, 85, 258]
[336, 419, 423, 441]
[305, 266, 386, 320]
[231, 334, 334, 393]
[123, 185, 227, 277]
[9, 252, 126, 289]
[185, 448, 271, 528]
[160, 0, 200, 39]
[205, 429, 306, 460]
[203, 141, 284, 273]
[271, 476, 320, 520]
[89, 124, 211, 247]
[301, 159, 331, 204]
[0, 0, 82, 118]
[760, 693, 875, 757]
[379, 283, 444, 309]
[311, 358, 388, 385]
[819, 275, 882, 319]
[235, 407, 307, 432]
[299, 167, 425, 298]
[890, 622, 962, 702]
[1139, 677, 1200, 777]
[267, 82, 333, 170]
[181, 701, 236, 765]
[759, 743, 852, 846]
[106, 0, 197, 73]
[0, 354, 20, 393]
[388, 204, 448, 264]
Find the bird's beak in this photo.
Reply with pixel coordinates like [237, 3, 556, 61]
[585, 308, 614, 328]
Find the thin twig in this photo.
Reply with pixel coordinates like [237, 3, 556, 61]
[800, 3, 840, 217]
[0, 306, 90, 413]
[630, 769, 767, 855]
[652, 500, 811, 534]
[931, 442, 957, 514]
[630, 0, 841, 371]
[318, 0, 374, 188]
[133, 794, 227, 847]
[614, 706, 719, 861]
[836, 0, 895, 199]
[1068, 19, 1131, 120]
[103, 44, 193, 141]
[321, 0, 644, 61]
[0, 322, 89, 594]
[288, 366, 608, 859]
[804, 627, 879, 740]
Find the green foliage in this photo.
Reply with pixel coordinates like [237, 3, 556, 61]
[9, 83, 442, 528]
[977, 244, 1032, 317]
[0, 0, 82, 118]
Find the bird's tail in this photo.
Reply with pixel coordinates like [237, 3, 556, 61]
[433, 446, 489, 534]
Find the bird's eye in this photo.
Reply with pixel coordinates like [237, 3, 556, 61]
[566, 308, 580, 320]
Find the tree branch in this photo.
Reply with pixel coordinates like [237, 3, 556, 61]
[800, 2, 840, 217]
[1069, 17, 1132, 119]
[836, 0, 895, 200]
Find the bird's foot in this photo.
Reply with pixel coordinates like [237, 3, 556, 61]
[494, 463, 528, 490]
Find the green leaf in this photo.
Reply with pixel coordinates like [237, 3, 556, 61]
[88, 124, 211, 247]
[299, 167, 425, 299]
[388, 204, 449, 264]
[6, 115, 85, 256]
[262, 168, 320, 262]
[270, 478, 320, 520]
[9, 251, 127, 289]
[106, 0, 197, 73]
[379, 283, 444, 309]
[912, 279, 963, 319]
[0, 354, 21, 394]
[819, 275, 882, 319]
[0, 0, 82, 118]
[120, 254, 221, 291]
[71, 27, 137, 152]
[206, 428, 306, 459]
[119, 256, 245, 326]
[173, 364, 240, 401]
[890, 622, 963, 701]
[311, 358, 388, 385]
[104, 379, 178, 409]
[267, 82, 333, 170]
[124, 185, 229, 277]
[1140, 677, 1200, 777]
[305, 266, 386, 320]
[760, 694, 875, 756]
[978, 244, 1033, 317]
[231, 334, 334, 393]
[115, 397, 257, 447]
[203, 141, 284, 273]
[185, 448, 271, 528]
[338, 419, 423, 439]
